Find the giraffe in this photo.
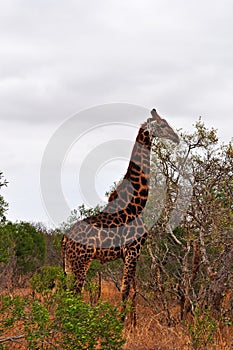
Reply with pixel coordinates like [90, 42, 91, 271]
[62, 109, 179, 324]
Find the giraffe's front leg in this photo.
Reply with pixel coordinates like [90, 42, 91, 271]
[121, 258, 137, 326]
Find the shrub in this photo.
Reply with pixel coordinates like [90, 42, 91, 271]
[0, 286, 125, 349]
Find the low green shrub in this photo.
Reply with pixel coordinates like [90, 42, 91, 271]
[0, 268, 125, 349]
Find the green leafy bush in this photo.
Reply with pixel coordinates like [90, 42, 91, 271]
[13, 222, 46, 273]
[55, 291, 125, 349]
[30, 266, 67, 294]
[0, 222, 46, 274]
[0, 277, 125, 349]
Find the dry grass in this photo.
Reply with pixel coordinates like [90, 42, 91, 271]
[100, 281, 233, 350]
[123, 309, 190, 350]
[1, 281, 232, 350]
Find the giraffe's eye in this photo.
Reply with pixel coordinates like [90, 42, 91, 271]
[160, 120, 167, 127]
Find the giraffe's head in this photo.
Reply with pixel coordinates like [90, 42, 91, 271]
[147, 109, 179, 144]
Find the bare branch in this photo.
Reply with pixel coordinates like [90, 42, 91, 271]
[0, 335, 25, 343]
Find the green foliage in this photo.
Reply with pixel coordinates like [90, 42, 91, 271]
[41, 229, 63, 266]
[77, 203, 104, 219]
[51, 230, 63, 250]
[0, 226, 14, 264]
[13, 222, 46, 273]
[61, 203, 103, 231]
[187, 308, 217, 349]
[0, 294, 51, 349]
[105, 180, 120, 198]
[0, 172, 8, 189]
[30, 266, 66, 294]
[0, 172, 8, 224]
[0, 269, 125, 349]
[84, 260, 102, 304]
[86, 260, 103, 280]
[56, 291, 125, 349]
[0, 222, 46, 279]
[0, 196, 8, 224]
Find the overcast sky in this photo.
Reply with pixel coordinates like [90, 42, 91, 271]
[0, 0, 232, 226]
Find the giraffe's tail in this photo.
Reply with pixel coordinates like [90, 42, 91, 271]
[61, 235, 67, 273]
[61, 235, 72, 274]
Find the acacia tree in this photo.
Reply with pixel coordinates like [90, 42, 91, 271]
[139, 119, 233, 322]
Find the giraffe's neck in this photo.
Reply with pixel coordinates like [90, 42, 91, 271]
[105, 127, 152, 216]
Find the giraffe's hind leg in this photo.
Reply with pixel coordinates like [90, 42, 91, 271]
[72, 258, 92, 293]
[131, 274, 137, 327]
[62, 237, 93, 293]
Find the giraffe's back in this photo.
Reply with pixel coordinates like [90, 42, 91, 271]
[66, 214, 147, 247]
